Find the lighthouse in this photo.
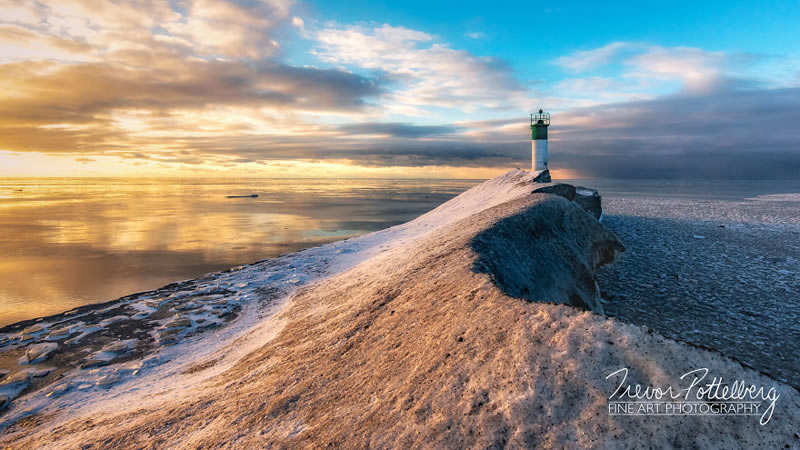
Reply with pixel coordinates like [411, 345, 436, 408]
[531, 109, 550, 172]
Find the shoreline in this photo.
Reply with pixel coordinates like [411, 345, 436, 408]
[2, 170, 799, 447]
[2, 175, 798, 386]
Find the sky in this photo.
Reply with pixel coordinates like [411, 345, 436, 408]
[0, 0, 798, 178]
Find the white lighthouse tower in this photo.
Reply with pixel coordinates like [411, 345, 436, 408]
[531, 109, 550, 172]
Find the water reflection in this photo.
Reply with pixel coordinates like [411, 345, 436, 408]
[0, 178, 479, 326]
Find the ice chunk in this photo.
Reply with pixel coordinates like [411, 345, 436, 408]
[18, 342, 58, 364]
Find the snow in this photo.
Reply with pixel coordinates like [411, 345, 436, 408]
[1, 170, 798, 447]
[747, 193, 800, 202]
[0, 169, 545, 435]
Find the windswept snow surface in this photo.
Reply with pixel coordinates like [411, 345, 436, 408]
[1, 170, 798, 448]
[0, 170, 547, 435]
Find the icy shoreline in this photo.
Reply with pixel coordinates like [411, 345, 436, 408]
[1, 170, 799, 448]
[0, 170, 555, 432]
[599, 195, 800, 388]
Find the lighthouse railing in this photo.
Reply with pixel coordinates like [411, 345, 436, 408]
[530, 113, 550, 126]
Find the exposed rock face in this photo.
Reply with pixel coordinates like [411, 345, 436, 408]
[532, 169, 551, 183]
[471, 196, 623, 313]
[533, 183, 604, 220]
[574, 186, 603, 219]
[533, 183, 577, 201]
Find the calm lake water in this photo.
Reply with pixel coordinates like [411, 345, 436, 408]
[0, 178, 480, 326]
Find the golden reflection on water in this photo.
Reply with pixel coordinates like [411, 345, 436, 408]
[0, 178, 478, 327]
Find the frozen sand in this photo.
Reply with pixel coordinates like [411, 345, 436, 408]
[1, 170, 799, 448]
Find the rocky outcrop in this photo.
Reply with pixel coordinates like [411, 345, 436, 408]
[471, 196, 624, 313]
[534, 183, 604, 220]
[533, 183, 577, 201]
[574, 186, 603, 219]
[532, 169, 551, 183]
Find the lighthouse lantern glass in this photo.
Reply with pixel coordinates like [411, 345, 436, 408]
[531, 111, 550, 126]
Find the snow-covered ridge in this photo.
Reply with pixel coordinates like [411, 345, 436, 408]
[4, 170, 796, 448]
[0, 169, 546, 432]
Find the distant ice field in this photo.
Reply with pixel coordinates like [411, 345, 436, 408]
[596, 187, 800, 387]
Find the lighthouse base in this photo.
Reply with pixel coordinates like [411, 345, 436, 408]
[533, 169, 551, 183]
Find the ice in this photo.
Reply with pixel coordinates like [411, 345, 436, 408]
[99, 315, 129, 327]
[747, 193, 800, 202]
[3, 170, 797, 447]
[18, 343, 58, 364]
[599, 192, 800, 386]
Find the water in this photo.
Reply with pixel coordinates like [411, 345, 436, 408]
[0, 178, 480, 327]
[2, 175, 799, 337]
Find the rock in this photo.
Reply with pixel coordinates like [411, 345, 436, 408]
[533, 183, 577, 201]
[81, 358, 109, 369]
[19, 342, 58, 364]
[574, 186, 603, 220]
[46, 383, 71, 398]
[21, 324, 45, 335]
[46, 327, 76, 341]
[0, 369, 9, 380]
[96, 372, 121, 387]
[27, 367, 55, 378]
[0, 371, 31, 395]
[101, 339, 138, 354]
[471, 195, 624, 313]
[165, 318, 192, 329]
[159, 335, 180, 345]
[0, 394, 9, 411]
[532, 169, 551, 183]
[99, 315, 129, 327]
[174, 302, 199, 311]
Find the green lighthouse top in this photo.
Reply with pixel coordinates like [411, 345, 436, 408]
[530, 109, 549, 140]
[530, 109, 550, 127]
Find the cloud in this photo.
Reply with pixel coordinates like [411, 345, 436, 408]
[197, 82, 799, 179]
[553, 42, 632, 71]
[551, 43, 774, 105]
[0, 24, 93, 60]
[163, 0, 293, 59]
[2, 0, 294, 61]
[465, 32, 485, 39]
[0, 58, 381, 148]
[625, 46, 730, 93]
[547, 84, 800, 179]
[337, 122, 460, 138]
[313, 24, 528, 113]
[2, 3, 798, 180]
